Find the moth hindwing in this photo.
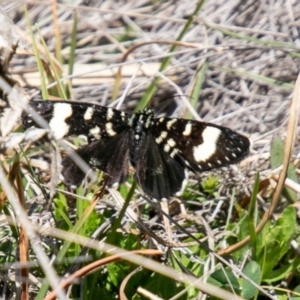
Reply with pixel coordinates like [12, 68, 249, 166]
[22, 101, 250, 200]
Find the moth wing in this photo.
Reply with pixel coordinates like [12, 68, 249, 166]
[22, 101, 129, 142]
[62, 131, 131, 187]
[150, 117, 250, 172]
[134, 135, 187, 200]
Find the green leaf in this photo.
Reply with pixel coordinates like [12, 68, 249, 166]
[284, 163, 297, 202]
[232, 210, 250, 261]
[263, 258, 300, 283]
[145, 273, 185, 299]
[77, 194, 101, 236]
[208, 269, 240, 292]
[292, 285, 300, 300]
[241, 261, 261, 299]
[53, 195, 73, 230]
[201, 175, 219, 196]
[256, 206, 296, 280]
[107, 263, 122, 287]
[270, 137, 297, 202]
[270, 137, 284, 169]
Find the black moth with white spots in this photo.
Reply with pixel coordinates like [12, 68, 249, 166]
[22, 101, 250, 200]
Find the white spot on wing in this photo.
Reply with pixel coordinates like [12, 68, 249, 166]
[84, 107, 94, 120]
[121, 111, 126, 121]
[164, 144, 171, 152]
[155, 131, 168, 144]
[107, 108, 114, 120]
[89, 126, 101, 139]
[193, 127, 221, 162]
[105, 122, 117, 136]
[167, 138, 176, 147]
[170, 148, 180, 158]
[49, 103, 73, 139]
[166, 119, 177, 129]
[128, 114, 134, 127]
[183, 122, 192, 136]
[145, 116, 152, 128]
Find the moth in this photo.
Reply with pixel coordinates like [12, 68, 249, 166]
[22, 101, 250, 200]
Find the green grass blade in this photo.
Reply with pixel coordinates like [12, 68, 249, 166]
[68, 12, 78, 79]
[25, 9, 48, 99]
[36, 27, 68, 100]
[210, 64, 294, 90]
[248, 173, 260, 260]
[106, 181, 137, 245]
[135, 0, 206, 111]
[187, 60, 208, 119]
[36, 192, 99, 299]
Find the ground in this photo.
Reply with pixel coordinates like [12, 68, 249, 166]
[0, 1, 299, 299]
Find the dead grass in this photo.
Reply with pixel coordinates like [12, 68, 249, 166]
[1, 0, 300, 299]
